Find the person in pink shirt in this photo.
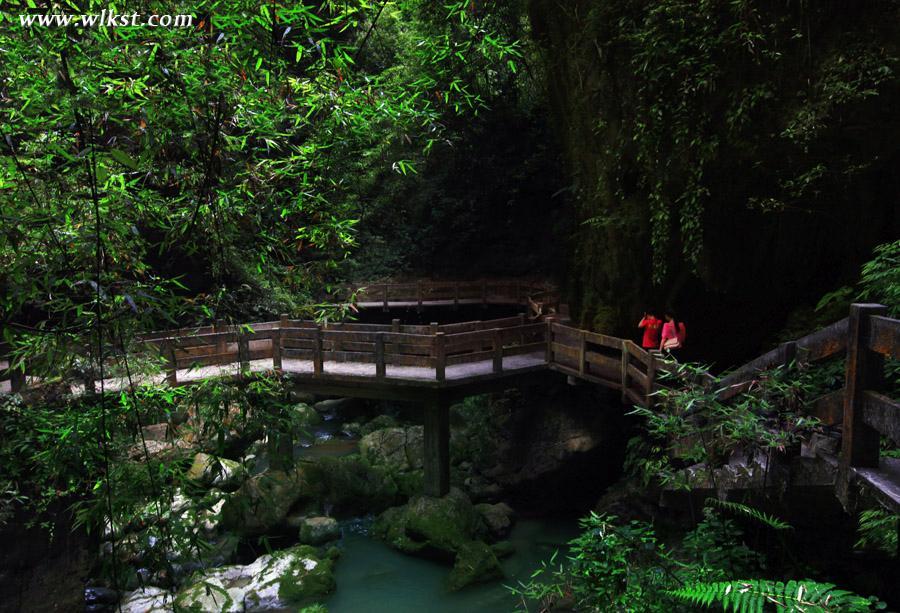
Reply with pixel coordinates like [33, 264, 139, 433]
[637, 311, 662, 350]
[659, 311, 686, 352]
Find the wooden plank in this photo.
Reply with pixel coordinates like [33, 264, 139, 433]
[585, 330, 626, 350]
[807, 389, 844, 426]
[719, 347, 782, 391]
[545, 318, 554, 362]
[446, 349, 495, 366]
[798, 317, 849, 361]
[849, 458, 900, 514]
[321, 350, 377, 364]
[842, 304, 886, 468]
[435, 332, 446, 382]
[625, 386, 645, 407]
[492, 329, 503, 373]
[313, 327, 323, 376]
[550, 362, 622, 391]
[863, 391, 900, 445]
[272, 330, 282, 372]
[868, 315, 900, 358]
[503, 342, 545, 357]
[627, 363, 648, 388]
[552, 343, 580, 361]
[584, 351, 620, 372]
[375, 333, 385, 379]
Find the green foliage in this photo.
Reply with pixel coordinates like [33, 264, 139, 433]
[855, 509, 898, 557]
[628, 361, 823, 489]
[709, 499, 793, 532]
[669, 579, 883, 612]
[858, 240, 900, 318]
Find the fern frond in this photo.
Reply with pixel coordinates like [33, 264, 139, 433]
[669, 579, 879, 612]
[709, 499, 793, 531]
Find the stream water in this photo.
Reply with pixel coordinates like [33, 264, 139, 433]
[325, 516, 578, 613]
[253, 413, 580, 611]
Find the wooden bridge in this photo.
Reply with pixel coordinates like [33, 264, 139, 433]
[2, 282, 898, 512]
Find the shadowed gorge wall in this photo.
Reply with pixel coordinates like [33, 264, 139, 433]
[528, 0, 899, 367]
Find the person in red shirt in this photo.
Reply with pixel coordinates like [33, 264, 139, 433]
[638, 311, 662, 350]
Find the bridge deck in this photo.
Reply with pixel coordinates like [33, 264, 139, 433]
[75, 351, 548, 397]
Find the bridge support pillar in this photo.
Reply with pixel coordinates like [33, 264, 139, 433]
[423, 399, 450, 497]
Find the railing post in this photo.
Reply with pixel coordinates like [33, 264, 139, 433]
[215, 320, 227, 355]
[646, 352, 656, 409]
[10, 365, 25, 395]
[280, 313, 289, 329]
[423, 399, 450, 496]
[579, 330, 586, 377]
[375, 332, 386, 379]
[313, 325, 323, 376]
[492, 329, 503, 373]
[517, 313, 526, 345]
[163, 342, 178, 386]
[620, 340, 629, 403]
[841, 303, 886, 469]
[272, 330, 282, 373]
[392, 318, 401, 333]
[434, 332, 446, 382]
[382, 283, 389, 312]
[238, 333, 250, 374]
[781, 341, 797, 368]
[545, 317, 555, 363]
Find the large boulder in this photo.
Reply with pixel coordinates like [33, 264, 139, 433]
[360, 426, 424, 471]
[313, 397, 361, 416]
[174, 545, 334, 611]
[475, 502, 515, 540]
[373, 488, 500, 590]
[141, 423, 172, 442]
[186, 453, 248, 491]
[293, 403, 322, 429]
[126, 438, 192, 462]
[119, 586, 174, 613]
[301, 456, 400, 515]
[220, 469, 310, 535]
[373, 488, 486, 559]
[298, 516, 341, 545]
[448, 541, 503, 591]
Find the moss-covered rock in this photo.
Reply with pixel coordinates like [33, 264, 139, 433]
[372, 487, 486, 559]
[185, 452, 247, 492]
[293, 403, 322, 429]
[174, 545, 334, 611]
[119, 586, 174, 613]
[475, 502, 515, 540]
[448, 541, 503, 591]
[304, 456, 400, 515]
[219, 468, 310, 535]
[298, 516, 341, 545]
[359, 426, 424, 471]
[491, 540, 515, 559]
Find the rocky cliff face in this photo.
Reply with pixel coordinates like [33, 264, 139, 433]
[527, 0, 899, 365]
[462, 384, 627, 512]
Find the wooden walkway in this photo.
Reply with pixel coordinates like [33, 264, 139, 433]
[2, 281, 899, 509]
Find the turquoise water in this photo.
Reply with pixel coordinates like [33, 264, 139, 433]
[324, 517, 578, 613]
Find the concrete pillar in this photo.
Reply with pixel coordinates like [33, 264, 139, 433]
[423, 399, 450, 497]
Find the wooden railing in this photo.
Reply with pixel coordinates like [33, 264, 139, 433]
[4, 303, 899, 485]
[136, 314, 547, 385]
[544, 319, 659, 408]
[841, 305, 899, 473]
[342, 279, 561, 313]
